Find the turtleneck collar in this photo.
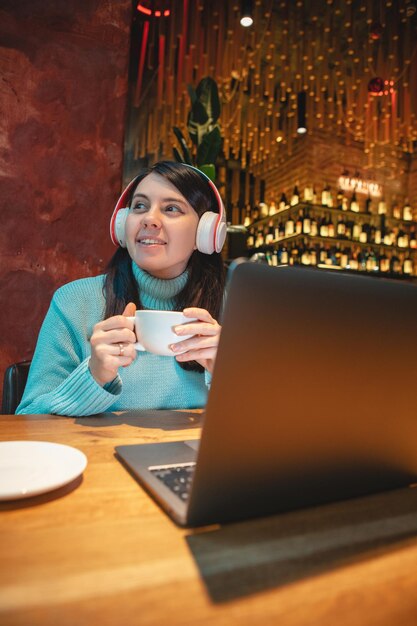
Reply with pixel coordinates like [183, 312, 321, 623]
[132, 262, 189, 310]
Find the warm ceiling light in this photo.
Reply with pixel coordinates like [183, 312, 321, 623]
[240, 0, 253, 27]
[240, 16, 253, 27]
[297, 91, 307, 134]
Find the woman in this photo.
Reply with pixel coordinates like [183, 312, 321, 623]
[16, 161, 226, 416]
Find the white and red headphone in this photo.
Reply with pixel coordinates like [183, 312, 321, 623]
[109, 163, 227, 255]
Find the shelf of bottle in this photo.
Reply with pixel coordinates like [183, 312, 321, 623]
[267, 262, 416, 282]
[240, 253, 416, 280]
[248, 202, 417, 228]
[249, 232, 417, 254]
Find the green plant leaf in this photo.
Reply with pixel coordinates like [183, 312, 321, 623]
[172, 126, 193, 165]
[172, 146, 184, 163]
[199, 163, 216, 182]
[196, 77, 221, 124]
[190, 100, 209, 126]
[196, 125, 222, 166]
[187, 104, 209, 146]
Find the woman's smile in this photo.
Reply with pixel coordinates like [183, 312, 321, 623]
[136, 236, 167, 246]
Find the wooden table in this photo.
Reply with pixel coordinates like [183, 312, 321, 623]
[2, 412, 417, 626]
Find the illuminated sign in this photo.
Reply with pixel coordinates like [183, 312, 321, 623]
[338, 176, 382, 198]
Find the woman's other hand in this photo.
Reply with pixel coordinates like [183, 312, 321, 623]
[171, 307, 221, 375]
[89, 302, 137, 386]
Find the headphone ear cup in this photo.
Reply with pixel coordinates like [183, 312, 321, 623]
[196, 212, 219, 254]
[215, 220, 227, 253]
[114, 208, 129, 248]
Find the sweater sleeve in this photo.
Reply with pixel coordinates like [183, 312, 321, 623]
[16, 282, 122, 416]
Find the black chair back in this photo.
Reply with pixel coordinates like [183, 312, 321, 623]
[1, 361, 31, 414]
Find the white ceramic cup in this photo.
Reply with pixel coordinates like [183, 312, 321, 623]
[127, 310, 197, 356]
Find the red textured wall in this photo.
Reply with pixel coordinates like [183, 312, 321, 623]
[0, 0, 132, 405]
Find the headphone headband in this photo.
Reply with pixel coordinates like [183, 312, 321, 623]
[110, 163, 227, 254]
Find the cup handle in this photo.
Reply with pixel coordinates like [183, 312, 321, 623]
[127, 316, 146, 351]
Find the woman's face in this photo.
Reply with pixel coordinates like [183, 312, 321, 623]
[125, 172, 200, 279]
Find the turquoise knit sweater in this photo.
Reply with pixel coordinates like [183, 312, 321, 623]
[16, 263, 209, 416]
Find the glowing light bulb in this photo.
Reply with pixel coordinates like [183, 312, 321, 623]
[240, 15, 253, 27]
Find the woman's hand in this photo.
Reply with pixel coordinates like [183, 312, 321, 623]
[171, 307, 221, 375]
[89, 302, 137, 386]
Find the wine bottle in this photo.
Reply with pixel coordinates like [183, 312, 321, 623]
[352, 221, 361, 241]
[369, 224, 376, 243]
[337, 215, 346, 238]
[327, 214, 335, 238]
[321, 184, 332, 207]
[366, 248, 378, 272]
[334, 243, 342, 266]
[303, 208, 311, 234]
[374, 224, 382, 245]
[336, 188, 344, 210]
[350, 248, 359, 271]
[256, 226, 265, 247]
[358, 249, 367, 271]
[259, 202, 269, 218]
[365, 193, 372, 214]
[403, 253, 413, 275]
[243, 205, 252, 227]
[269, 200, 277, 216]
[265, 250, 273, 266]
[397, 229, 407, 248]
[359, 223, 368, 244]
[410, 228, 417, 249]
[247, 227, 255, 248]
[291, 185, 300, 206]
[403, 198, 413, 221]
[290, 241, 300, 265]
[295, 209, 303, 234]
[304, 184, 314, 203]
[279, 191, 288, 212]
[285, 214, 295, 237]
[319, 215, 329, 237]
[383, 226, 391, 246]
[379, 249, 390, 273]
[378, 197, 387, 215]
[301, 239, 311, 265]
[265, 220, 275, 244]
[390, 253, 401, 274]
[345, 219, 353, 240]
[341, 247, 349, 268]
[350, 190, 360, 213]
[392, 199, 401, 220]
[280, 245, 289, 264]
[310, 214, 318, 236]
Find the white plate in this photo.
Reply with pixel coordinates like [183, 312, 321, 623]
[0, 441, 87, 500]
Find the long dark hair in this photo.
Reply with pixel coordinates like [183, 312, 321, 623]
[103, 161, 226, 372]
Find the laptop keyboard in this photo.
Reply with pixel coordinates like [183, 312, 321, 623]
[149, 463, 195, 501]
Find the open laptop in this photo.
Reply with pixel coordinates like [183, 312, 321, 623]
[115, 263, 417, 527]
